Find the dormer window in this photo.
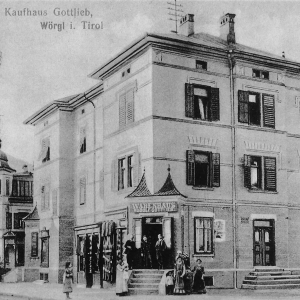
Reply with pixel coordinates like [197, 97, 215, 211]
[121, 67, 131, 78]
[252, 69, 269, 80]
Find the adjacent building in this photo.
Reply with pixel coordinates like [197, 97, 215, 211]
[0, 139, 33, 271]
[24, 13, 300, 288]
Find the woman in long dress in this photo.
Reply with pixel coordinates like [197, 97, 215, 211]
[173, 256, 186, 294]
[192, 259, 206, 294]
[116, 259, 124, 296]
[62, 262, 73, 299]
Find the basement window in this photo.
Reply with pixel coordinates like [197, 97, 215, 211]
[196, 60, 207, 70]
[252, 69, 269, 80]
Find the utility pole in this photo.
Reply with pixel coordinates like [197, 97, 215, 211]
[167, 0, 184, 33]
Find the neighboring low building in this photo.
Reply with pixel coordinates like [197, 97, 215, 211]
[0, 139, 33, 270]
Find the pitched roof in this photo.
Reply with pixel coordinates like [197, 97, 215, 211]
[126, 172, 152, 197]
[23, 205, 39, 221]
[153, 167, 186, 197]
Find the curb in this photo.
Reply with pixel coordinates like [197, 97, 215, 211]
[0, 292, 51, 300]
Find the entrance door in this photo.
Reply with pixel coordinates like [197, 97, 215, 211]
[253, 220, 275, 266]
[143, 217, 163, 269]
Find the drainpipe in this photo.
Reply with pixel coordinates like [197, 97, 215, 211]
[83, 94, 97, 223]
[228, 50, 238, 289]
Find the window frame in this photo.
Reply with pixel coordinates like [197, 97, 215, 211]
[79, 127, 87, 154]
[252, 69, 269, 80]
[186, 150, 220, 188]
[79, 176, 87, 205]
[117, 155, 135, 191]
[194, 217, 214, 255]
[196, 60, 207, 70]
[244, 154, 277, 192]
[5, 178, 10, 196]
[185, 83, 220, 122]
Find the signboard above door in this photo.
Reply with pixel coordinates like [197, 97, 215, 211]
[131, 202, 178, 213]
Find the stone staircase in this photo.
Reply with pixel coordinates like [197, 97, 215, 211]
[242, 268, 300, 289]
[128, 269, 164, 295]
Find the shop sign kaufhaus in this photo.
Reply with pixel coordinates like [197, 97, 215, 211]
[131, 202, 178, 213]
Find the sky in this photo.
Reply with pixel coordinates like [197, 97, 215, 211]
[1, 0, 300, 164]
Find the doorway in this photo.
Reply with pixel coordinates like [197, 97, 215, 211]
[142, 217, 162, 269]
[253, 219, 275, 266]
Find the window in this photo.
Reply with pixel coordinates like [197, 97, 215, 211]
[77, 236, 85, 271]
[186, 150, 220, 188]
[121, 68, 131, 78]
[119, 88, 134, 128]
[6, 178, 10, 196]
[252, 69, 269, 80]
[41, 236, 49, 268]
[244, 155, 276, 191]
[38, 138, 50, 163]
[14, 212, 28, 229]
[194, 217, 213, 254]
[185, 84, 219, 121]
[127, 155, 134, 188]
[12, 180, 33, 197]
[6, 212, 12, 229]
[31, 232, 38, 257]
[112, 151, 139, 192]
[41, 185, 50, 211]
[196, 60, 207, 70]
[79, 127, 87, 154]
[118, 158, 125, 190]
[79, 177, 86, 205]
[238, 91, 275, 128]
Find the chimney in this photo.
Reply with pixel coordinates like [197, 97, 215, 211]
[220, 13, 236, 45]
[178, 14, 194, 36]
[22, 164, 28, 173]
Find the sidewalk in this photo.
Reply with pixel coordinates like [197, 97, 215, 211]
[1, 282, 300, 300]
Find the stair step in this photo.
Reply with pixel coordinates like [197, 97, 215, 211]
[245, 275, 300, 281]
[128, 287, 159, 295]
[250, 271, 291, 276]
[254, 268, 284, 273]
[243, 279, 300, 285]
[242, 283, 300, 290]
[133, 274, 162, 278]
[129, 283, 159, 288]
[131, 278, 161, 283]
[133, 270, 164, 274]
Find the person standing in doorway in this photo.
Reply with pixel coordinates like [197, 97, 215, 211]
[62, 262, 73, 299]
[124, 235, 135, 270]
[141, 235, 153, 268]
[155, 234, 167, 269]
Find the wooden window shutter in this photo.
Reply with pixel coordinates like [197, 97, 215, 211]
[6, 212, 12, 229]
[38, 139, 47, 161]
[52, 189, 58, 216]
[264, 157, 276, 191]
[12, 179, 18, 196]
[31, 232, 38, 257]
[14, 213, 19, 229]
[209, 87, 220, 121]
[186, 150, 195, 185]
[238, 90, 249, 123]
[126, 89, 134, 124]
[119, 93, 126, 128]
[212, 153, 220, 187]
[262, 94, 275, 128]
[80, 177, 86, 204]
[111, 159, 119, 192]
[132, 151, 140, 187]
[45, 186, 50, 209]
[244, 154, 251, 188]
[41, 186, 45, 210]
[185, 83, 194, 118]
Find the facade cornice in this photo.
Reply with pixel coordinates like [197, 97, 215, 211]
[24, 82, 103, 126]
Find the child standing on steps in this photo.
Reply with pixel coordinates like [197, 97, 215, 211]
[63, 262, 73, 299]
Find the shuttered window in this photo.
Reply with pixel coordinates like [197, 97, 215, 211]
[79, 127, 87, 154]
[119, 88, 135, 128]
[80, 177, 86, 205]
[6, 212, 12, 229]
[238, 90, 275, 129]
[244, 154, 276, 192]
[185, 83, 220, 121]
[39, 138, 50, 163]
[186, 150, 220, 188]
